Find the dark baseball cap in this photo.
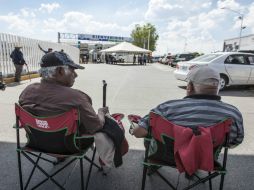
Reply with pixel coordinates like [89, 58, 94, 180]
[40, 51, 84, 69]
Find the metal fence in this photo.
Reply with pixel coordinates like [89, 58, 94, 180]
[0, 33, 79, 77]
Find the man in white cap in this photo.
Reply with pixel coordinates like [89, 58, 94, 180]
[131, 65, 244, 148]
[10, 44, 26, 82]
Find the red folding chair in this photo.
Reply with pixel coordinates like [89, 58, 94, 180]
[139, 112, 232, 190]
[14, 103, 101, 190]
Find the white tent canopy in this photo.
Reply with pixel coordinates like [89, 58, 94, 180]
[100, 41, 151, 53]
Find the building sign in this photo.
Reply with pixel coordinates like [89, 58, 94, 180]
[223, 34, 254, 51]
[78, 34, 132, 42]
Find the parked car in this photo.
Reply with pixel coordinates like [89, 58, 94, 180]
[151, 56, 163, 63]
[160, 54, 173, 65]
[171, 53, 196, 67]
[174, 52, 254, 90]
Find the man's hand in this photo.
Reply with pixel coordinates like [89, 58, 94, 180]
[98, 106, 109, 115]
[98, 107, 109, 128]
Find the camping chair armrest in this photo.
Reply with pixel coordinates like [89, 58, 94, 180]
[76, 134, 94, 139]
[13, 124, 20, 129]
[144, 137, 152, 141]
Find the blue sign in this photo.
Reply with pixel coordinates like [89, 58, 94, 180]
[78, 34, 132, 42]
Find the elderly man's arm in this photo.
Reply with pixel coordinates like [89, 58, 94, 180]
[131, 123, 148, 138]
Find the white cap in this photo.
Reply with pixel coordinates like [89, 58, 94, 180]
[187, 65, 220, 86]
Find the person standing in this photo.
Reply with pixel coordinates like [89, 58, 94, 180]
[143, 54, 147, 65]
[133, 54, 136, 64]
[38, 44, 53, 54]
[10, 44, 26, 82]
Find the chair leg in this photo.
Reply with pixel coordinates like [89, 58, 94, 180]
[85, 147, 96, 190]
[80, 158, 84, 190]
[17, 151, 23, 190]
[25, 153, 42, 190]
[219, 174, 225, 190]
[208, 172, 212, 190]
[141, 165, 148, 190]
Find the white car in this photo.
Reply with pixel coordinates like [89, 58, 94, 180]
[174, 52, 254, 90]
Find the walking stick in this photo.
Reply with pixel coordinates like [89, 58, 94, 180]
[102, 80, 107, 107]
[25, 64, 31, 82]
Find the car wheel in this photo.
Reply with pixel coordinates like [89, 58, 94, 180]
[220, 75, 227, 90]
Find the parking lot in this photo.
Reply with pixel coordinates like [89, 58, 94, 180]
[0, 63, 254, 189]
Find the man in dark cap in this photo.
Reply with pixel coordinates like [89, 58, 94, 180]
[19, 51, 108, 136]
[10, 44, 26, 82]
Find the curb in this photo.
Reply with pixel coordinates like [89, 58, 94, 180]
[4, 73, 40, 84]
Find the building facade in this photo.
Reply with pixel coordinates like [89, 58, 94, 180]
[223, 34, 254, 52]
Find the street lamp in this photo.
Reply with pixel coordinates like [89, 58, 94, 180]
[221, 7, 246, 50]
[147, 28, 151, 50]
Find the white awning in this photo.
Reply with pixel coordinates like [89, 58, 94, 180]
[100, 41, 151, 53]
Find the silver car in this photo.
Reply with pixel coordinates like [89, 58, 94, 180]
[174, 52, 254, 90]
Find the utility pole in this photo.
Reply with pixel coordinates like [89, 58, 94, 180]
[148, 29, 151, 50]
[221, 7, 246, 51]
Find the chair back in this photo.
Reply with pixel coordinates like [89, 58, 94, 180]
[148, 112, 232, 174]
[15, 103, 81, 154]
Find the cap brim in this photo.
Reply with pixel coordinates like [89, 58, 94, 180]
[68, 62, 85, 69]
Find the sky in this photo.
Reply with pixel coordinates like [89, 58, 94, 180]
[0, 0, 254, 55]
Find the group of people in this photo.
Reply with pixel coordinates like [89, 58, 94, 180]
[17, 50, 244, 172]
[105, 54, 118, 64]
[133, 54, 148, 65]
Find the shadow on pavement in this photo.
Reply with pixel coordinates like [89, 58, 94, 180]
[1, 141, 253, 190]
[219, 86, 254, 97]
[105, 63, 150, 67]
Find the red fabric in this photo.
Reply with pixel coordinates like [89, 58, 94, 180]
[15, 104, 78, 135]
[150, 113, 174, 142]
[112, 113, 125, 131]
[111, 113, 129, 156]
[127, 114, 142, 124]
[173, 126, 214, 175]
[149, 112, 232, 175]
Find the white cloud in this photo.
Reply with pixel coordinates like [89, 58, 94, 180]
[145, 0, 182, 19]
[20, 8, 36, 18]
[242, 2, 254, 33]
[145, 0, 212, 20]
[39, 3, 60, 13]
[0, 13, 37, 32]
[217, 0, 242, 10]
[42, 11, 132, 36]
[115, 8, 140, 17]
[155, 7, 227, 54]
[201, 2, 212, 8]
[1, 0, 253, 54]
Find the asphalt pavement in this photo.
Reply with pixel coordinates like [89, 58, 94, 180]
[0, 63, 254, 190]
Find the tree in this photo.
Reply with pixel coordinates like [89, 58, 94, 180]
[131, 23, 159, 51]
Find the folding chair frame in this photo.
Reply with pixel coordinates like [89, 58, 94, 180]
[15, 104, 101, 190]
[141, 113, 231, 190]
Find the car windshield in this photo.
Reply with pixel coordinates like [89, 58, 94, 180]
[178, 54, 190, 58]
[190, 54, 222, 62]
